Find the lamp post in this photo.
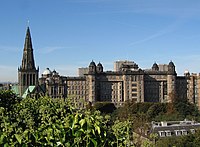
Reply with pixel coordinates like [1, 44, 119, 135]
[63, 80, 67, 101]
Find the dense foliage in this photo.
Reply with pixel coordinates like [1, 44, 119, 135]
[93, 102, 116, 114]
[114, 97, 200, 122]
[0, 90, 22, 111]
[111, 98, 200, 142]
[1, 90, 200, 146]
[0, 90, 154, 147]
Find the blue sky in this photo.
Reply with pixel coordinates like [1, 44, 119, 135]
[1, 0, 200, 82]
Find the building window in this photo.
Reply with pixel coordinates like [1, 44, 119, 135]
[165, 131, 171, 137]
[159, 131, 165, 137]
[132, 88, 137, 92]
[182, 130, 188, 135]
[132, 83, 137, 87]
[175, 130, 182, 136]
[132, 76, 137, 81]
[23, 74, 26, 85]
[59, 87, 62, 94]
[33, 74, 35, 85]
[30, 74, 32, 85]
[132, 93, 137, 97]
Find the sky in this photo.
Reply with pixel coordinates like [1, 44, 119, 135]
[1, 0, 200, 82]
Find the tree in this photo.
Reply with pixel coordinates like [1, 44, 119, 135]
[0, 96, 134, 146]
[0, 90, 21, 111]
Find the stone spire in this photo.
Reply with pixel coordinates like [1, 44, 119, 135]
[18, 27, 39, 97]
[21, 27, 36, 70]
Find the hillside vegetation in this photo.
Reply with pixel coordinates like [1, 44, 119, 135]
[1, 90, 200, 146]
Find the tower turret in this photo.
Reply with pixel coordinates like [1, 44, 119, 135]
[168, 60, 176, 74]
[96, 62, 103, 73]
[89, 60, 96, 74]
[167, 61, 176, 102]
[152, 62, 159, 71]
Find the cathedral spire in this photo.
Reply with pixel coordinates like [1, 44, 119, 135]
[21, 27, 36, 70]
[18, 27, 39, 97]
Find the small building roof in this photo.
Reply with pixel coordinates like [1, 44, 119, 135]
[42, 68, 51, 75]
[11, 85, 19, 95]
[22, 86, 36, 98]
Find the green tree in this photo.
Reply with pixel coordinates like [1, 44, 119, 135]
[0, 96, 135, 146]
[0, 90, 21, 111]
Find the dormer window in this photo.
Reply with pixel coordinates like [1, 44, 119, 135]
[158, 131, 166, 137]
[182, 130, 188, 135]
[175, 130, 182, 136]
[165, 130, 172, 137]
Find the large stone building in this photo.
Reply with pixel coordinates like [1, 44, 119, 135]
[17, 27, 200, 108]
[37, 60, 176, 108]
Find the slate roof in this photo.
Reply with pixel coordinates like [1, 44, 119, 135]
[150, 120, 200, 137]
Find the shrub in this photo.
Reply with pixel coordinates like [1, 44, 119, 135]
[0, 96, 134, 146]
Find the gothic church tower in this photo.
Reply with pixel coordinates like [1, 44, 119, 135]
[18, 27, 39, 96]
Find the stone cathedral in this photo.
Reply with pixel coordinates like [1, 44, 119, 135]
[18, 27, 200, 109]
